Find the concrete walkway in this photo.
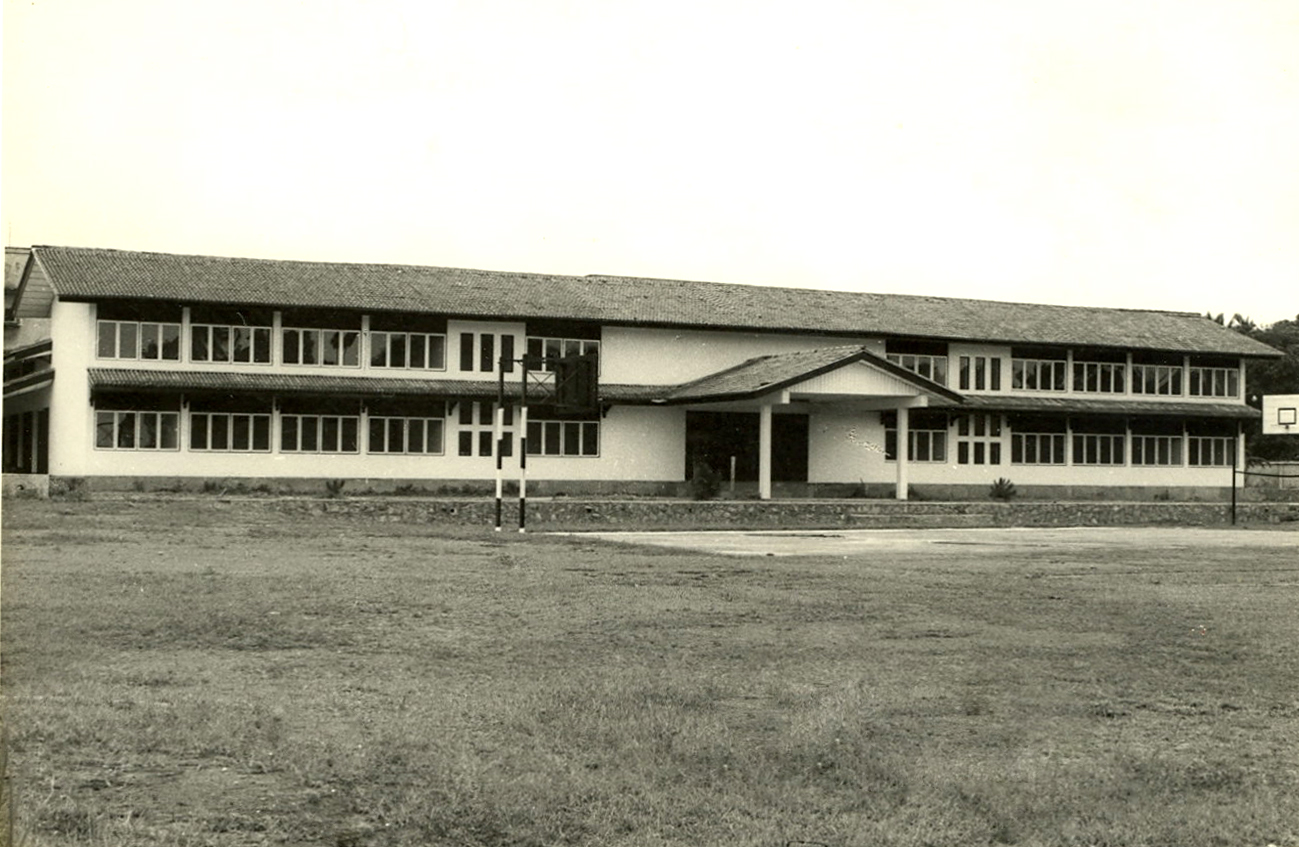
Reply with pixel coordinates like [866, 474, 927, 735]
[557, 525, 1299, 557]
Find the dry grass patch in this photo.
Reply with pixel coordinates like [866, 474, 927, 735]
[2, 499, 1298, 846]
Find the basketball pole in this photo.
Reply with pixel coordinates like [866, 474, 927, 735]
[1230, 426, 1238, 526]
[519, 360, 529, 533]
[494, 362, 505, 531]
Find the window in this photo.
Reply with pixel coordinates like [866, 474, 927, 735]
[369, 416, 445, 454]
[526, 407, 599, 457]
[95, 410, 180, 450]
[280, 415, 359, 453]
[1073, 361, 1125, 393]
[1132, 364, 1183, 395]
[280, 309, 361, 368]
[958, 356, 1001, 391]
[1188, 365, 1240, 398]
[1071, 418, 1126, 465]
[884, 339, 948, 385]
[370, 331, 446, 370]
[1131, 435, 1182, 466]
[97, 302, 183, 361]
[189, 306, 273, 364]
[458, 333, 516, 373]
[1009, 416, 1066, 465]
[1187, 421, 1235, 467]
[191, 413, 272, 452]
[526, 336, 601, 372]
[955, 414, 1002, 465]
[192, 325, 273, 364]
[1129, 419, 1183, 466]
[882, 410, 948, 462]
[1188, 436, 1233, 467]
[282, 328, 361, 367]
[368, 399, 447, 454]
[457, 401, 514, 457]
[1011, 348, 1067, 391]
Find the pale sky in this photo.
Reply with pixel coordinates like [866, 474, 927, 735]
[4, 0, 1297, 324]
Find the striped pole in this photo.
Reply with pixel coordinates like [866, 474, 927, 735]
[519, 404, 528, 532]
[494, 362, 506, 531]
[519, 362, 529, 533]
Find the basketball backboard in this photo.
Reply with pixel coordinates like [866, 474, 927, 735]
[1262, 394, 1299, 435]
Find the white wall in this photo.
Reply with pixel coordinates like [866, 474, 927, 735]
[601, 326, 882, 385]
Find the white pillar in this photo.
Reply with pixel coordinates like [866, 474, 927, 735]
[896, 406, 909, 501]
[758, 403, 773, 500]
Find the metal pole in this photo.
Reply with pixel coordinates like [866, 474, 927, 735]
[1231, 430, 1238, 526]
[494, 362, 506, 531]
[519, 362, 529, 533]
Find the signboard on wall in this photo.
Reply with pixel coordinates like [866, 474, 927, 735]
[1262, 395, 1299, 435]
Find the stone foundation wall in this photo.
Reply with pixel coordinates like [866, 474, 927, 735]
[268, 496, 1299, 530]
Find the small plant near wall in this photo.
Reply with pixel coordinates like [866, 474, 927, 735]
[324, 479, 347, 499]
[989, 477, 1017, 501]
[688, 461, 722, 501]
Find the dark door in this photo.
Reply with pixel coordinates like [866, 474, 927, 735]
[685, 411, 808, 483]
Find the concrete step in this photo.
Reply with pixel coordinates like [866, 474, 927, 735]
[846, 513, 992, 528]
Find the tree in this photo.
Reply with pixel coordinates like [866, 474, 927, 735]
[1237, 316, 1299, 461]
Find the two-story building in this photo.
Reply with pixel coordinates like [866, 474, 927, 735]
[2, 245, 1281, 499]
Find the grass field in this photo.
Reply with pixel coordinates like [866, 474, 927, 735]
[2, 499, 1298, 847]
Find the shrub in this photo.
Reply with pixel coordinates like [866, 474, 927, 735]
[989, 477, 1017, 501]
[50, 477, 91, 501]
[689, 461, 722, 501]
[324, 479, 347, 499]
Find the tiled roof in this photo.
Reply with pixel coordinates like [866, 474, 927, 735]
[86, 368, 659, 403]
[656, 346, 963, 404]
[36, 246, 1281, 357]
[946, 394, 1259, 419]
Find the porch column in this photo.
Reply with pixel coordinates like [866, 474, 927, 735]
[758, 403, 773, 500]
[895, 406, 909, 501]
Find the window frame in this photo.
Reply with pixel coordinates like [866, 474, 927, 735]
[94, 410, 181, 451]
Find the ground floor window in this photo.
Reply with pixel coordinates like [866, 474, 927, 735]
[882, 410, 948, 462]
[1187, 436, 1233, 467]
[956, 414, 1002, 465]
[281, 415, 359, 453]
[95, 410, 180, 451]
[370, 417, 445, 454]
[1131, 435, 1182, 466]
[527, 407, 599, 457]
[457, 401, 513, 457]
[191, 413, 272, 452]
[1012, 432, 1066, 464]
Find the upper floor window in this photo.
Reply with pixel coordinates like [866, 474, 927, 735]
[458, 332, 515, 374]
[190, 306, 273, 365]
[1072, 350, 1126, 394]
[370, 313, 447, 371]
[885, 339, 948, 386]
[1132, 365, 1179, 396]
[96, 302, 182, 361]
[281, 308, 361, 368]
[1188, 356, 1240, 398]
[957, 356, 1000, 391]
[525, 320, 601, 373]
[1011, 347, 1067, 391]
[526, 337, 601, 372]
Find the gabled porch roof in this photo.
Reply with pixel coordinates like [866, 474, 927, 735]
[645, 346, 964, 406]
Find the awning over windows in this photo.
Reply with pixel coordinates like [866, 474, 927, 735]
[942, 394, 1260, 420]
